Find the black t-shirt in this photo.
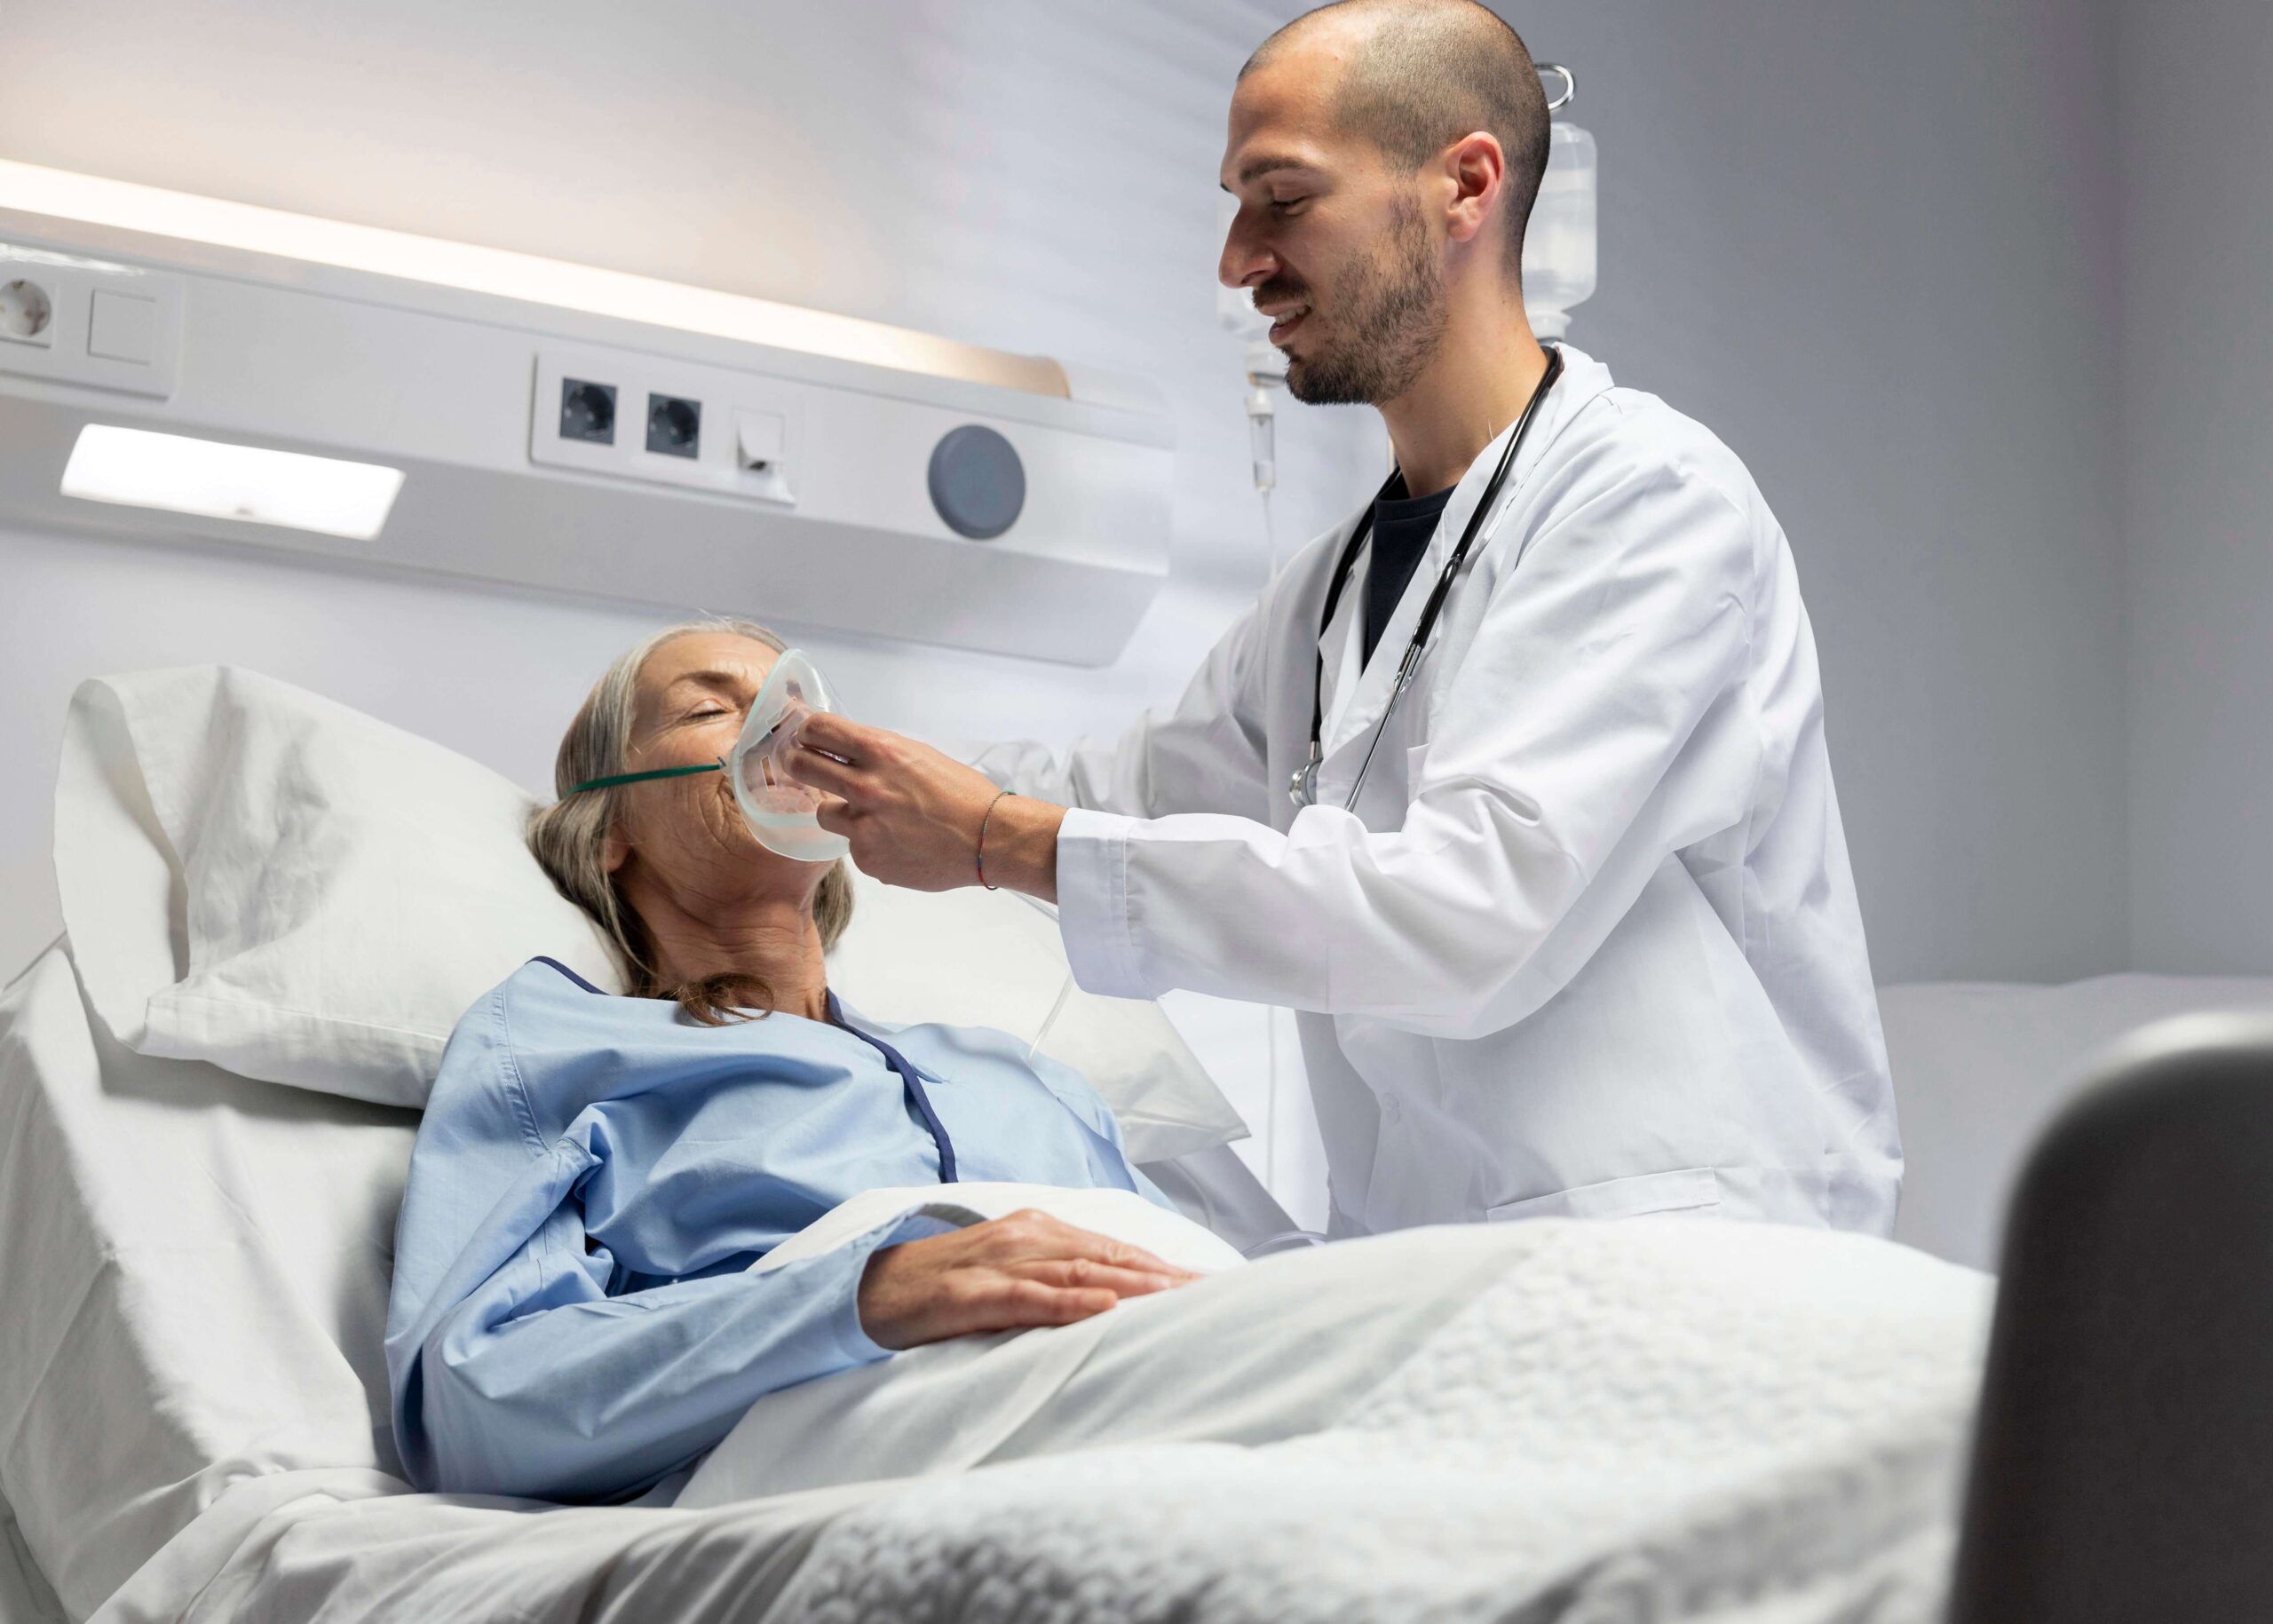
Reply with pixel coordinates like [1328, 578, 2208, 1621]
[1361, 475, 1455, 666]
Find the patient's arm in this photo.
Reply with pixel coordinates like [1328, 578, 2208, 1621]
[859, 1208, 1196, 1349]
[388, 966, 1196, 1503]
[399, 1196, 1191, 1504]
[401, 1197, 937, 1503]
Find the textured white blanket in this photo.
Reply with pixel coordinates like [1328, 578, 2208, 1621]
[96, 1217, 1989, 1624]
[751, 1217, 1992, 1621]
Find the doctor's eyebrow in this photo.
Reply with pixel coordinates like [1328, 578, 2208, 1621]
[1225, 156, 1321, 190]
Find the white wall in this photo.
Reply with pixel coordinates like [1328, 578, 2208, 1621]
[2119, 0, 2273, 974]
[0, 0, 2174, 1223]
[1501, 0, 2130, 984]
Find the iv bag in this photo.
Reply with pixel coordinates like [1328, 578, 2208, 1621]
[1523, 119, 1597, 339]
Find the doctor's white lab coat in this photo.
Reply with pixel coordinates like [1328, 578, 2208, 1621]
[977, 345, 1901, 1239]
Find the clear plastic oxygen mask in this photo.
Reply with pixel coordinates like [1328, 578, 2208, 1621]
[727, 649, 851, 863]
[565, 646, 851, 864]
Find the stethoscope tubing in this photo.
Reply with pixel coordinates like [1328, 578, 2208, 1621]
[1294, 345, 1565, 812]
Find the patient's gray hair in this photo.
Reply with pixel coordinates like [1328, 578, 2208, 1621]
[526, 616, 854, 1021]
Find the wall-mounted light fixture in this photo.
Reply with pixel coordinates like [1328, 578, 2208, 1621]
[0, 158, 1066, 398]
[61, 424, 404, 541]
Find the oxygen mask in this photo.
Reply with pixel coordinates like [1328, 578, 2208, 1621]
[728, 649, 851, 863]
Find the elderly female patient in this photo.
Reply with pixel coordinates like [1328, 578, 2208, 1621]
[384, 621, 1198, 1504]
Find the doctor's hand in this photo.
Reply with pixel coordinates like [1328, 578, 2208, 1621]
[856, 1209, 1200, 1350]
[783, 713, 1067, 899]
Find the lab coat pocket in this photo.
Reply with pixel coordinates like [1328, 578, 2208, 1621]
[1485, 1167, 1723, 1224]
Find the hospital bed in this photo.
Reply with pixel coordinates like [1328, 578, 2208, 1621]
[0, 665, 2259, 1623]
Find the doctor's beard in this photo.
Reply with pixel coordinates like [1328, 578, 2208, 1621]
[1271, 189, 1446, 408]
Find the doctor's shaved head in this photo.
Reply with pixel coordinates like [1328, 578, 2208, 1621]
[1241, 0, 1551, 261]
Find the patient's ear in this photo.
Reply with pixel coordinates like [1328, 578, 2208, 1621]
[602, 822, 630, 875]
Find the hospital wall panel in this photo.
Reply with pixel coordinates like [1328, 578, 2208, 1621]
[1502, 0, 2132, 985]
[2116, 0, 2273, 975]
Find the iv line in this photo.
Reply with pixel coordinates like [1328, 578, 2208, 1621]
[1255, 463, 1282, 1191]
[1000, 888, 1079, 1063]
[1028, 970, 1077, 1064]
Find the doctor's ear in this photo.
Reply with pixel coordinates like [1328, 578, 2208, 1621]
[602, 820, 630, 875]
[1437, 131, 1508, 250]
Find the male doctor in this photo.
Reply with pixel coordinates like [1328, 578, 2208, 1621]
[788, 0, 1902, 1239]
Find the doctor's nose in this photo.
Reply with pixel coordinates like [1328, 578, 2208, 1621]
[1217, 217, 1276, 290]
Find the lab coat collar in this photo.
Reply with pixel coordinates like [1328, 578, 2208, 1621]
[1316, 344, 1615, 763]
[1314, 535, 1369, 734]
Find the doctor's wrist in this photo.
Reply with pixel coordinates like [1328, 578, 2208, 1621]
[981, 796, 1065, 903]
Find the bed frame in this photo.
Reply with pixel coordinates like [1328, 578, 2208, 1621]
[1951, 1012, 2273, 1621]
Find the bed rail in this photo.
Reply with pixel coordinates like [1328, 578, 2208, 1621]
[1951, 1012, 2273, 1622]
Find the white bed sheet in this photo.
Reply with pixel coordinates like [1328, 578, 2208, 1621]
[0, 944, 410, 1620]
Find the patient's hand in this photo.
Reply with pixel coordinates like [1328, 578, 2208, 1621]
[858, 1209, 1200, 1350]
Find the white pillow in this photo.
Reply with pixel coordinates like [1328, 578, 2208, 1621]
[829, 869, 1247, 1161]
[55, 667, 623, 1108]
[53, 666, 1247, 1160]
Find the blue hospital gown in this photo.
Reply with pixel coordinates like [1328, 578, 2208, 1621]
[384, 956, 1169, 1501]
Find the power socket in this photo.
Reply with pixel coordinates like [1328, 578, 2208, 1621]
[0, 246, 184, 398]
[530, 345, 798, 506]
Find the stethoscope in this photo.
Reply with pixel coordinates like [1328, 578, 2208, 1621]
[1289, 345, 1565, 811]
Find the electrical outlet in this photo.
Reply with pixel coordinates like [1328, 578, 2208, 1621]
[558, 378, 616, 444]
[530, 346, 799, 506]
[0, 277, 54, 346]
[645, 392, 701, 459]
[0, 246, 183, 398]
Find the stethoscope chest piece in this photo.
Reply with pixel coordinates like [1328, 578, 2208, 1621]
[1288, 748, 1322, 811]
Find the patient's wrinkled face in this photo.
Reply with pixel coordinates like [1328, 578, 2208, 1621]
[604, 631, 818, 906]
